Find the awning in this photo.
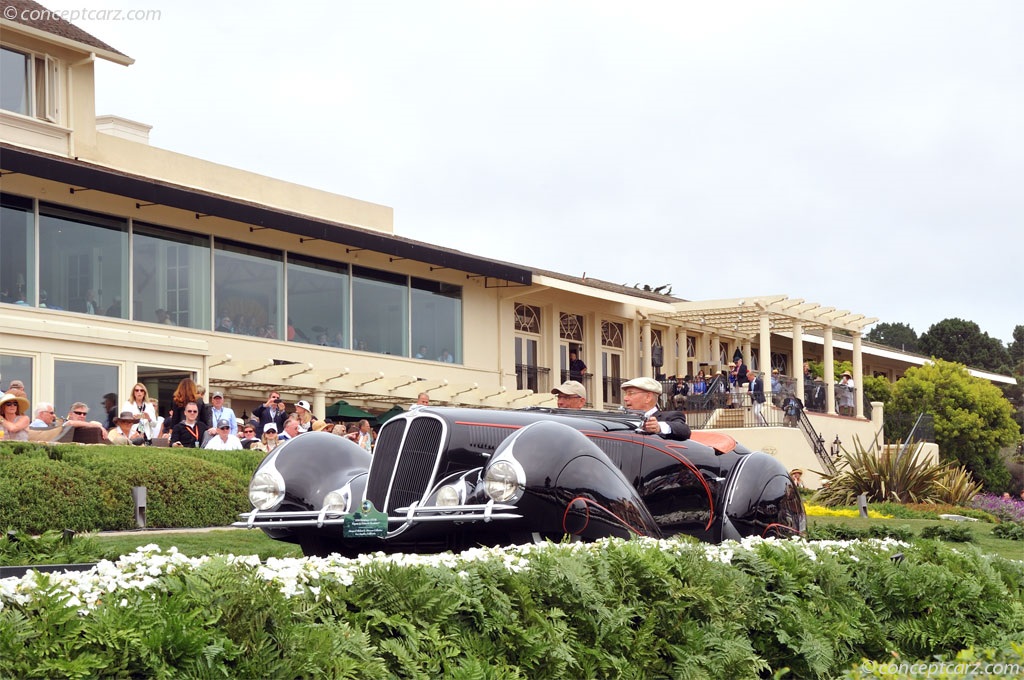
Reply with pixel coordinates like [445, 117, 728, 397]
[373, 405, 406, 426]
[324, 400, 375, 421]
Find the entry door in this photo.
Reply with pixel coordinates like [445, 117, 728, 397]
[602, 351, 622, 405]
[515, 336, 539, 393]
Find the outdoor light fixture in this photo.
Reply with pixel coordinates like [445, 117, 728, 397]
[831, 435, 842, 457]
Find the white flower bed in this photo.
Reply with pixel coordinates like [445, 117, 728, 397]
[0, 536, 909, 614]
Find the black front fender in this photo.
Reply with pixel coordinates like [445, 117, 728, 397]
[268, 431, 373, 510]
[480, 420, 662, 539]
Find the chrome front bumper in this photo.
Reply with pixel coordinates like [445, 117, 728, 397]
[232, 500, 521, 530]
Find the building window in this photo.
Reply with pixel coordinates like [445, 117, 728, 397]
[687, 336, 696, 358]
[214, 240, 283, 338]
[412, 278, 461, 363]
[53, 359, 117, 423]
[352, 266, 408, 356]
[771, 352, 788, 376]
[515, 304, 544, 392]
[1, 354, 33, 401]
[515, 304, 541, 334]
[287, 255, 349, 347]
[38, 204, 127, 316]
[133, 223, 211, 329]
[559, 313, 584, 342]
[0, 193, 34, 306]
[602, 321, 623, 349]
[0, 47, 58, 121]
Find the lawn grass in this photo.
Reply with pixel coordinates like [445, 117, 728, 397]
[807, 515, 1024, 561]
[91, 527, 303, 561]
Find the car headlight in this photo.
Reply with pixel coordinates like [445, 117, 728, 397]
[437, 484, 462, 507]
[249, 468, 285, 510]
[484, 460, 521, 502]
[322, 486, 352, 514]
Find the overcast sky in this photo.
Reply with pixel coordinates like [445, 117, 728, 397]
[42, 0, 1022, 344]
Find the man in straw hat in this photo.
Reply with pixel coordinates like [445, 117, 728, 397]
[621, 377, 690, 441]
[108, 410, 146, 446]
[551, 380, 587, 410]
[790, 468, 805, 488]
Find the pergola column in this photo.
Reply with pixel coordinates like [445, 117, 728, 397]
[852, 332, 864, 418]
[823, 326, 835, 414]
[758, 313, 771, 382]
[792, 321, 805, 399]
[675, 327, 686, 378]
[312, 390, 327, 422]
[641, 319, 652, 378]
[588, 313, 603, 408]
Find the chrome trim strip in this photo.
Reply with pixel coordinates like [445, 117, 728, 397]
[233, 502, 521, 529]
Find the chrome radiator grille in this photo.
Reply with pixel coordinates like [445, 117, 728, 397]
[366, 415, 445, 513]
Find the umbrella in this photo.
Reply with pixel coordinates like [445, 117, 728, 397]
[324, 400, 375, 420]
[373, 405, 405, 426]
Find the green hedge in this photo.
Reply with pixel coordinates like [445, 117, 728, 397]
[1, 538, 1021, 679]
[0, 443, 255, 532]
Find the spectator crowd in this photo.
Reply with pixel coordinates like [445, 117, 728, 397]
[0, 378, 436, 453]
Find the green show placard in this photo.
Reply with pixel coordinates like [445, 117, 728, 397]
[343, 500, 389, 538]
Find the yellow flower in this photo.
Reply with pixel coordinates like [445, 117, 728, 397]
[804, 504, 893, 519]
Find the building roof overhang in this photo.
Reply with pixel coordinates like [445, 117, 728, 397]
[1, 0, 133, 65]
[651, 294, 877, 337]
[0, 143, 533, 285]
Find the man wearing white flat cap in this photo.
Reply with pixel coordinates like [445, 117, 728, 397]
[621, 376, 691, 441]
[551, 380, 586, 409]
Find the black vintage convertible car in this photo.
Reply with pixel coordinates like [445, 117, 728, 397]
[234, 406, 805, 557]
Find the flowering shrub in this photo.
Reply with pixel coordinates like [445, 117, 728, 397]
[1, 537, 1022, 679]
[971, 493, 1024, 524]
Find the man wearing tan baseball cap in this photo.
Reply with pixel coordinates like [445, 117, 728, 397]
[621, 376, 690, 441]
[551, 380, 586, 409]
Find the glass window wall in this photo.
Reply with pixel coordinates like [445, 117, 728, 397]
[352, 266, 407, 356]
[214, 240, 283, 338]
[287, 256, 348, 347]
[133, 223, 211, 329]
[1, 354, 33, 402]
[38, 204, 128, 317]
[411, 278, 461, 363]
[53, 359, 118, 423]
[0, 194, 34, 306]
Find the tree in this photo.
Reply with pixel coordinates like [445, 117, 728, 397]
[1008, 325, 1024, 433]
[866, 322, 919, 353]
[888, 359, 1018, 491]
[1010, 324, 1024, 375]
[861, 374, 891, 406]
[918, 318, 1010, 373]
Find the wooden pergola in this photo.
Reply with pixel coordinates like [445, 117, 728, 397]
[648, 295, 877, 417]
